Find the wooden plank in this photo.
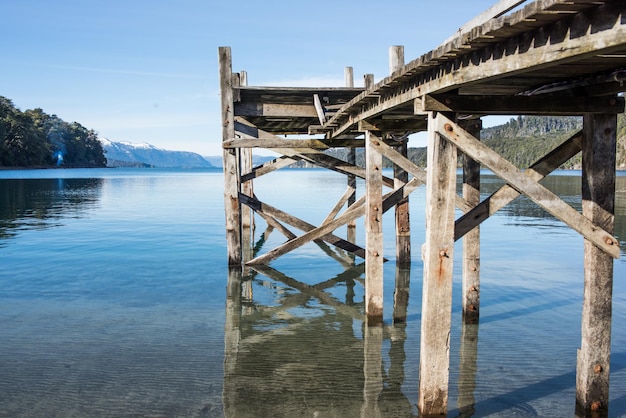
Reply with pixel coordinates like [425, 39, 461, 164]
[421, 93, 625, 114]
[313, 94, 326, 124]
[461, 120, 481, 324]
[394, 141, 411, 264]
[240, 74, 254, 235]
[241, 156, 298, 182]
[326, 3, 626, 138]
[418, 112, 458, 416]
[433, 113, 620, 258]
[576, 112, 617, 416]
[253, 209, 296, 240]
[283, 149, 395, 188]
[224, 137, 331, 149]
[455, 130, 584, 240]
[234, 102, 317, 117]
[443, 0, 528, 43]
[368, 137, 471, 212]
[365, 130, 385, 324]
[321, 186, 356, 225]
[219, 46, 242, 265]
[243, 177, 421, 266]
[240, 193, 367, 264]
[347, 147, 357, 245]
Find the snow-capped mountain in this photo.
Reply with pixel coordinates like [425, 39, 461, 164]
[100, 139, 214, 168]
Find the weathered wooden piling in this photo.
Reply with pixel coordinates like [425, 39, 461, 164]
[220, 1, 626, 415]
[576, 112, 617, 416]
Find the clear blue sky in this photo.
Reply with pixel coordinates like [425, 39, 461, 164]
[1, 0, 509, 156]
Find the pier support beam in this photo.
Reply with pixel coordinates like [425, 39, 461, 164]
[365, 130, 384, 325]
[394, 140, 411, 265]
[461, 120, 481, 323]
[576, 112, 617, 416]
[219, 46, 242, 265]
[418, 112, 457, 415]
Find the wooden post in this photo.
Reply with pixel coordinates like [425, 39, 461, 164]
[219, 46, 242, 265]
[347, 147, 357, 246]
[239, 71, 255, 266]
[576, 112, 617, 416]
[394, 140, 411, 265]
[461, 119, 481, 323]
[389, 45, 404, 75]
[346, 69, 357, 247]
[389, 46, 410, 265]
[365, 130, 384, 325]
[364, 74, 375, 90]
[345, 66, 354, 88]
[418, 112, 457, 415]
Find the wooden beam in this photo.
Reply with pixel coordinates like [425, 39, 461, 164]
[313, 94, 326, 125]
[393, 140, 411, 264]
[239, 193, 367, 261]
[321, 186, 356, 226]
[433, 114, 620, 258]
[241, 156, 298, 183]
[421, 93, 625, 115]
[368, 137, 471, 212]
[576, 113, 617, 416]
[224, 137, 331, 149]
[455, 130, 584, 240]
[365, 130, 385, 325]
[418, 112, 458, 416]
[219, 46, 241, 265]
[461, 120, 481, 324]
[245, 197, 367, 266]
[234, 102, 317, 118]
[243, 177, 422, 266]
[325, 3, 626, 138]
[443, 0, 528, 43]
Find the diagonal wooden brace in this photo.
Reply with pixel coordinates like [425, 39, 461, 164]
[434, 114, 620, 258]
[455, 130, 584, 240]
[245, 177, 422, 265]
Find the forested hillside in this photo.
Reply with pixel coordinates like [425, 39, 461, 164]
[0, 96, 107, 168]
[302, 115, 626, 170]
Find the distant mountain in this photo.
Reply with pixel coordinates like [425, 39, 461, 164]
[100, 139, 214, 168]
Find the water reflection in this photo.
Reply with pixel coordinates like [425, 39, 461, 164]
[0, 177, 102, 243]
[223, 264, 418, 417]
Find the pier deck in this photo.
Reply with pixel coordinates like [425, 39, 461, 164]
[220, 0, 625, 415]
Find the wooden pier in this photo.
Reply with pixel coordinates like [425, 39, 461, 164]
[220, 0, 625, 415]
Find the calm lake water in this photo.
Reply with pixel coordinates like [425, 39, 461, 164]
[0, 167, 625, 417]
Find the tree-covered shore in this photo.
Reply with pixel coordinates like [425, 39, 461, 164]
[0, 96, 107, 168]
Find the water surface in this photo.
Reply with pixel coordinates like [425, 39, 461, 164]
[1, 168, 625, 417]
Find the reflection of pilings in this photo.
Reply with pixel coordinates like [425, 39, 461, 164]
[457, 322, 479, 418]
[249, 264, 364, 320]
[223, 266, 243, 417]
[362, 324, 383, 418]
[393, 264, 411, 323]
